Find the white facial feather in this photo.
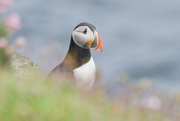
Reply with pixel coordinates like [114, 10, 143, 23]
[72, 26, 94, 48]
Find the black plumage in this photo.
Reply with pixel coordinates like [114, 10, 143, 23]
[48, 36, 91, 78]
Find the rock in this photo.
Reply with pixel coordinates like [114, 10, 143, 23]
[10, 52, 44, 77]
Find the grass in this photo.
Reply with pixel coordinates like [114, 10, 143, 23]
[0, 53, 178, 121]
[0, 69, 172, 121]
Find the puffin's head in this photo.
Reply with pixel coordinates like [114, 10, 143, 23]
[72, 22, 102, 52]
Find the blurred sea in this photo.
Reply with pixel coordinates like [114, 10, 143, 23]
[8, 0, 180, 92]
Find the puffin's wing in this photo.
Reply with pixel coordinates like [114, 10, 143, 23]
[47, 63, 74, 80]
[48, 64, 62, 75]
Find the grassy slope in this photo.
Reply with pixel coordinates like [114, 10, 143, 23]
[0, 70, 169, 121]
[0, 52, 171, 121]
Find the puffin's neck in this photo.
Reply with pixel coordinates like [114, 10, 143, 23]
[63, 37, 91, 69]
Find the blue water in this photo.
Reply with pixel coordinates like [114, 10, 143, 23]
[9, 0, 180, 92]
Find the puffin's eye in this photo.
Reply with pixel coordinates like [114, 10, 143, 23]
[82, 28, 87, 34]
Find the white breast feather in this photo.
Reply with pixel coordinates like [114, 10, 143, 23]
[73, 57, 96, 89]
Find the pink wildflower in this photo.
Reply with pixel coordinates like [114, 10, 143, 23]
[15, 36, 27, 48]
[0, 0, 13, 13]
[0, 38, 7, 48]
[4, 13, 22, 31]
[142, 96, 161, 110]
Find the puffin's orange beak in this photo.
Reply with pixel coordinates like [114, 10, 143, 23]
[94, 35, 103, 52]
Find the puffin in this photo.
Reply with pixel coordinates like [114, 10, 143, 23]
[48, 22, 102, 89]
